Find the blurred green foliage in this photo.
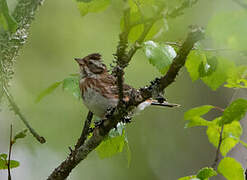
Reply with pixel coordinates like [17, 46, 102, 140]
[1, 0, 247, 179]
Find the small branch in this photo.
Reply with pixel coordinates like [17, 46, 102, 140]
[214, 106, 225, 112]
[74, 111, 93, 149]
[212, 125, 224, 169]
[7, 125, 13, 180]
[3, 85, 46, 144]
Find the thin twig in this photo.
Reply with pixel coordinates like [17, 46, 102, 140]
[7, 125, 13, 180]
[74, 111, 93, 149]
[212, 125, 224, 169]
[3, 85, 46, 144]
[214, 106, 225, 112]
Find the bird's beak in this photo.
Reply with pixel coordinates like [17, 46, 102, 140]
[74, 58, 84, 64]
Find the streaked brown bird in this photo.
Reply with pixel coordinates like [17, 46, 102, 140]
[75, 53, 179, 118]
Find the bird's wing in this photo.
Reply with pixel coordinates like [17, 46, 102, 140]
[99, 73, 136, 100]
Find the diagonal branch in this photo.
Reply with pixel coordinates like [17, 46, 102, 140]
[47, 27, 204, 180]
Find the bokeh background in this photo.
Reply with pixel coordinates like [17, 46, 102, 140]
[0, 0, 241, 179]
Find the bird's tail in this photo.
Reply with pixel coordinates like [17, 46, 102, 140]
[137, 99, 180, 112]
[150, 100, 180, 107]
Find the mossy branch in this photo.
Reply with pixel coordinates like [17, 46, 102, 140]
[0, 0, 45, 143]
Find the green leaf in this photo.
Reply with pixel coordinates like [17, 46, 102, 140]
[196, 167, 217, 180]
[96, 123, 130, 160]
[13, 129, 28, 144]
[145, 19, 168, 40]
[184, 105, 214, 120]
[0, 154, 20, 170]
[207, 11, 247, 51]
[185, 117, 213, 128]
[220, 99, 247, 125]
[186, 50, 207, 82]
[143, 41, 176, 74]
[184, 105, 215, 128]
[0, 160, 20, 169]
[186, 51, 235, 90]
[0, 154, 7, 160]
[62, 76, 80, 99]
[96, 126, 126, 158]
[225, 66, 247, 88]
[218, 157, 245, 180]
[123, 12, 144, 42]
[201, 57, 235, 91]
[206, 118, 242, 156]
[76, 0, 110, 16]
[0, 0, 18, 32]
[35, 81, 62, 103]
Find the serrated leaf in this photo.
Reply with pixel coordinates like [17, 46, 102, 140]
[201, 57, 235, 91]
[62, 76, 80, 99]
[206, 118, 242, 156]
[35, 81, 62, 103]
[13, 129, 28, 144]
[196, 167, 217, 180]
[218, 157, 245, 180]
[207, 11, 247, 51]
[186, 50, 207, 81]
[220, 99, 247, 125]
[76, 0, 110, 16]
[143, 41, 176, 74]
[225, 66, 247, 88]
[0, 0, 18, 32]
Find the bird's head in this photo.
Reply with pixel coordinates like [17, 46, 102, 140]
[75, 53, 107, 77]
